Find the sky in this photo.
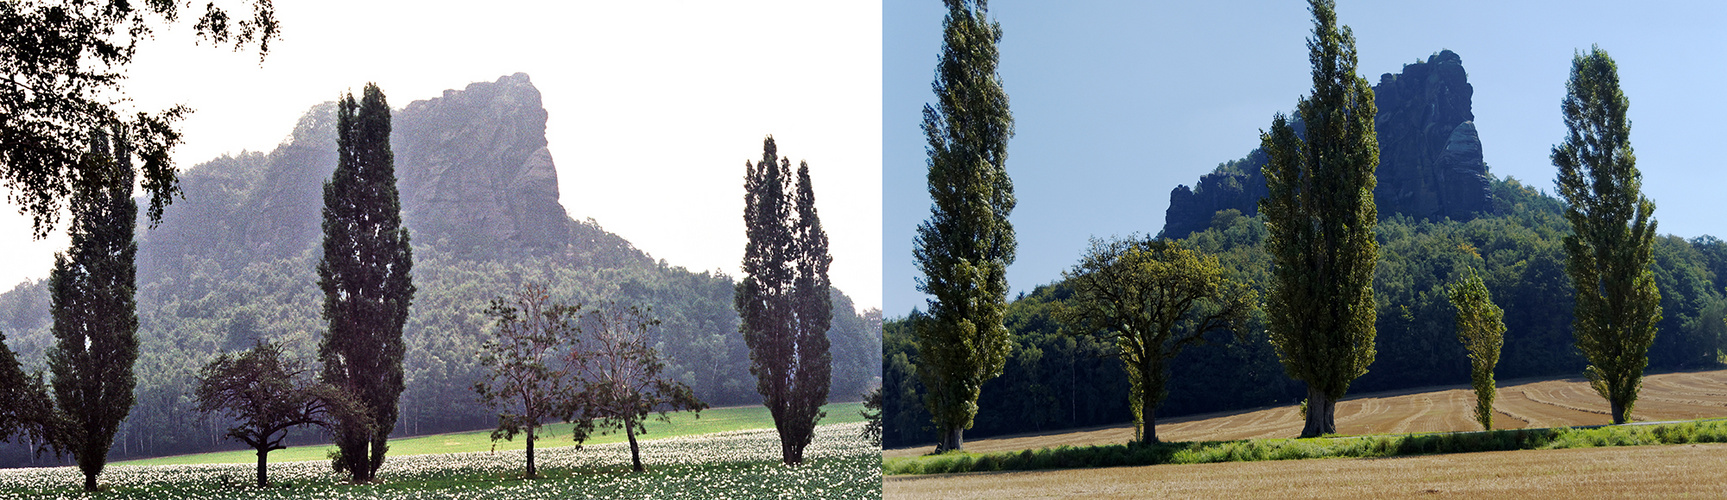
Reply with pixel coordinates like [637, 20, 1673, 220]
[0, 1, 883, 310]
[884, 0, 1727, 316]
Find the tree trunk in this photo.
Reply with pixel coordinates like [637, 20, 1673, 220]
[1138, 364, 1162, 444]
[936, 426, 964, 453]
[83, 471, 97, 492]
[256, 449, 269, 488]
[626, 419, 643, 472]
[526, 426, 537, 479]
[1301, 386, 1338, 438]
[1610, 398, 1627, 425]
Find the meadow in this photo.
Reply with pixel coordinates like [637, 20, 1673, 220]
[118, 402, 863, 467]
[0, 407, 877, 499]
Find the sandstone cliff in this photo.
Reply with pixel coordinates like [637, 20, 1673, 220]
[1160, 50, 1492, 239]
[140, 73, 645, 277]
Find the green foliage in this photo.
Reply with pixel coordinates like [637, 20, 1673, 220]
[570, 304, 707, 473]
[48, 128, 140, 491]
[883, 176, 1727, 447]
[470, 283, 584, 480]
[736, 137, 834, 465]
[884, 419, 1727, 475]
[318, 84, 415, 482]
[1552, 46, 1662, 425]
[1055, 238, 1256, 443]
[1259, 0, 1380, 438]
[1446, 269, 1504, 430]
[912, 0, 1016, 453]
[861, 386, 883, 447]
[0, 0, 278, 237]
[0, 330, 51, 452]
[194, 340, 364, 487]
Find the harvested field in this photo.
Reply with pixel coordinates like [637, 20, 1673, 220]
[883, 369, 1727, 458]
[884, 443, 1727, 499]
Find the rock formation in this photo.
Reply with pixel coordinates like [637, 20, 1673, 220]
[139, 73, 646, 278]
[1160, 50, 1491, 239]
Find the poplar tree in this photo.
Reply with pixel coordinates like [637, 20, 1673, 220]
[47, 128, 139, 491]
[318, 83, 414, 483]
[1259, 0, 1380, 438]
[736, 137, 833, 465]
[912, 0, 1016, 453]
[1447, 268, 1504, 430]
[1551, 46, 1661, 425]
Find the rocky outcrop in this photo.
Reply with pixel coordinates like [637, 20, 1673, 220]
[139, 73, 647, 278]
[1371, 50, 1492, 221]
[1160, 50, 1492, 239]
[394, 73, 572, 254]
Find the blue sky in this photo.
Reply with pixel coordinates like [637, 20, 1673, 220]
[884, 0, 1727, 316]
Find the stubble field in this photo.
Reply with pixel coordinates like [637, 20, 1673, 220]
[884, 442, 1727, 499]
[884, 369, 1727, 458]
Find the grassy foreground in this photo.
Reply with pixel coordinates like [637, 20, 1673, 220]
[884, 418, 1727, 475]
[1, 422, 880, 499]
[118, 402, 864, 467]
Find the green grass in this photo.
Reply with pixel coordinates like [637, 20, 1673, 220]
[116, 402, 864, 467]
[883, 418, 1727, 475]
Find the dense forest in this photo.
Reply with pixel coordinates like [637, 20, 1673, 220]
[0, 81, 883, 466]
[883, 175, 1727, 448]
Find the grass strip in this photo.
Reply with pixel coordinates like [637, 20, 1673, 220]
[883, 419, 1727, 475]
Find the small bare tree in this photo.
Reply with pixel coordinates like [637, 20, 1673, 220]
[571, 303, 706, 472]
[472, 283, 584, 480]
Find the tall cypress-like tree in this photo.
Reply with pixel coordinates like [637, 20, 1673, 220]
[47, 128, 139, 491]
[736, 136, 833, 465]
[1551, 46, 1661, 425]
[1259, 0, 1380, 438]
[912, 0, 1015, 453]
[317, 83, 414, 483]
[787, 160, 832, 463]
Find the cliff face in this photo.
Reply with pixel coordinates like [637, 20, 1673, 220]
[394, 73, 572, 254]
[1160, 50, 1491, 239]
[140, 73, 645, 278]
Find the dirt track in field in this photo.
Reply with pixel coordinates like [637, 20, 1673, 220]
[883, 369, 1727, 458]
[884, 443, 1727, 499]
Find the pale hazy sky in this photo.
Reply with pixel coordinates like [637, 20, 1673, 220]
[0, 1, 883, 310]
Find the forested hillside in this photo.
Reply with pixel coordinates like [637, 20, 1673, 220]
[0, 75, 882, 466]
[884, 176, 1727, 447]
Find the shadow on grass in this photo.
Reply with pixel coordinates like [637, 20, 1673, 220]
[883, 419, 1727, 475]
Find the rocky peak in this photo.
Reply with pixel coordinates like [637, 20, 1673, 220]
[394, 72, 571, 254]
[1159, 50, 1492, 240]
[140, 74, 646, 278]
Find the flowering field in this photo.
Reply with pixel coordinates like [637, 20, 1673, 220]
[0, 423, 879, 499]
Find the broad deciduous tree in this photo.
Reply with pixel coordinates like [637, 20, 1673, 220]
[571, 304, 705, 473]
[0, 0, 278, 238]
[1056, 238, 1256, 443]
[317, 83, 415, 483]
[1259, 0, 1380, 438]
[1551, 46, 1661, 425]
[1446, 268, 1504, 430]
[736, 136, 833, 464]
[195, 341, 367, 488]
[47, 128, 139, 491]
[472, 283, 583, 480]
[912, 0, 1016, 453]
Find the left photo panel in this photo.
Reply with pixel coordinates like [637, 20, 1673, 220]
[0, 1, 884, 497]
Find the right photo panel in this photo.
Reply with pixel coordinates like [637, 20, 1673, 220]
[883, 1, 1727, 497]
